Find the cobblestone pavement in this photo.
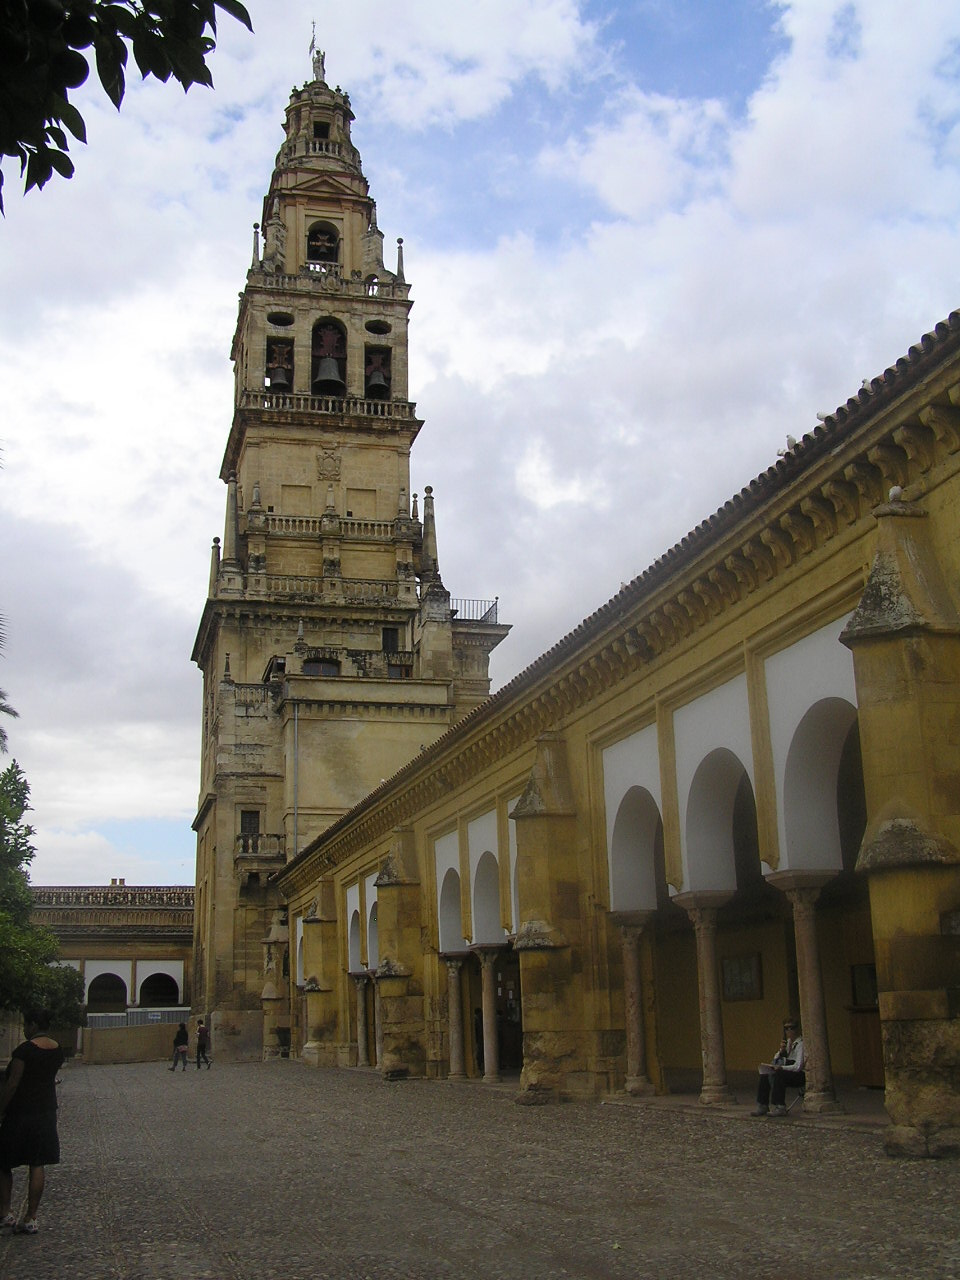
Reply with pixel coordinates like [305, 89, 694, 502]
[1, 1060, 958, 1280]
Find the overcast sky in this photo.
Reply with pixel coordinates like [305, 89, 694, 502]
[2, 0, 959, 885]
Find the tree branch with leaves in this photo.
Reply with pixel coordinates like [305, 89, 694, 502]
[0, 760, 84, 1022]
[0, 0, 253, 212]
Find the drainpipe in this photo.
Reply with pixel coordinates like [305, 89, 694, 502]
[293, 702, 299, 859]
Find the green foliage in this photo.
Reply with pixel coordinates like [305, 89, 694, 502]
[0, 759, 83, 1023]
[0, 687, 17, 754]
[0, 0, 253, 212]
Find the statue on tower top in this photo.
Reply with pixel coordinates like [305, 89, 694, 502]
[309, 24, 326, 84]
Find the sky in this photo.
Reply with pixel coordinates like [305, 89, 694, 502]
[2, 0, 960, 886]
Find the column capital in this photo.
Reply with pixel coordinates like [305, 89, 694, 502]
[673, 890, 732, 929]
[766, 869, 835, 899]
[609, 909, 656, 934]
[473, 945, 503, 972]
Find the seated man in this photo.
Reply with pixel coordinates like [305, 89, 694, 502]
[752, 1018, 805, 1116]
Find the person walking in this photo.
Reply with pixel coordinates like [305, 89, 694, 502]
[0, 1007, 66, 1235]
[169, 1023, 189, 1072]
[196, 1020, 211, 1070]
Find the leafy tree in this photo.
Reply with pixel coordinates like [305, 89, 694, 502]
[0, 687, 17, 754]
[0, 0, 253, 212]
[0, 759, 84, 1023]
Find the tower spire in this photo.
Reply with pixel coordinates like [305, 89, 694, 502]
[421, 485, 441, 582]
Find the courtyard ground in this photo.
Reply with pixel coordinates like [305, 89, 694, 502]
[0, 1060, 957, 1279]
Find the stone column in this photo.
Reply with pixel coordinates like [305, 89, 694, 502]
[445, 957, 466, 1080]
[373, 975, 383, 1068]
[373, 827, 427, 1080]
[770, 872, 840, 1113]
[840, 493, 960, 1156]
[478, 948, 500, 1084]
[619, 919, 655, 1095]
[675, 892, 734, 1105]
[510, 733, 583, 1101]
[353, 974, 370, 1068]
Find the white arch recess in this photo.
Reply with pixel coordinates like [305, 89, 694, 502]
[83, 959, 132, 1003]
[86, 972, 128, 1005]
[368, 902, 379, 969]
[473, 851, 504, 944]
[609, 786, 662, 912]
[783, 697, 858, 872]
[685, 748, 751, 893]
[439, 867, 466, 953]
[674, 673, 754, 893]
[765, 614, 859, 873]
[136, 960, 184, 1005]
[348, 910, 362, 972]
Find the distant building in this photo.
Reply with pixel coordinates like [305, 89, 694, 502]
[32, 881, 194, 1062]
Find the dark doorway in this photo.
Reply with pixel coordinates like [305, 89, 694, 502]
[139, 973, 180, 1007]
[87, 973, 128, 1013]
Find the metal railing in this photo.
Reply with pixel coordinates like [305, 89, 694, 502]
[239, 390, 415, 419]
[87, 1007, 190, 1028]
[450, 597, 499, 623]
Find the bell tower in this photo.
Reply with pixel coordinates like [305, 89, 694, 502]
[191, 50, 509, 1060]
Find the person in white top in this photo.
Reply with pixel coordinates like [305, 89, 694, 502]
[752, 1018, 805, 1116]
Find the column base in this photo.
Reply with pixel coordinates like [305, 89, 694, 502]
[301, 1040, 321, 1067]
[802, 1089, 844, 1114]
[884, 1124, 960, 1159]
[447, 1071, 466, 1082]
[483, 1072, 502, 1085]
[625, 1075, 656, 1097]
[699, 1083, 736, 1106]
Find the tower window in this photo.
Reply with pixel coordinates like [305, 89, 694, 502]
[313, 320, 348, 394]
[303, 658, 341, 677]
[364, 346, 391, 400]
[387, 662, 412, 680]
[307, 220, 339, 264]
[312, 320, 347, 395]
[313, 121, 330, 140]
[239, 810, 261, 853]
[382, 627, 400, 653]
[265, 338, 293, 390]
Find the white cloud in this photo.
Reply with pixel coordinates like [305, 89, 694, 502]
[3, 0, 960, 883]
[540, 89, 729, 218]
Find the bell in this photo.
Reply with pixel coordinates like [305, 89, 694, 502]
[312, 357, 345, 394]
[267, 364, 290, 390]
[366, 369, 389, 399]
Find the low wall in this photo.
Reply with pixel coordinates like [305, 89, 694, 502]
[81, 1022, 184, 1065]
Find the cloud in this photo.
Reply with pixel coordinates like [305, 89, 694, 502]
[1, 514, 200, 846]
[540, 89, 729, 218]
[3, 1, 960, 883]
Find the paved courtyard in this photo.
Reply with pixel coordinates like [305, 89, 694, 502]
[0, 1059, 958, 1279]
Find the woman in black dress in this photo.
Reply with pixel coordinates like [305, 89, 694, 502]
[0, 1007, 65, 1235]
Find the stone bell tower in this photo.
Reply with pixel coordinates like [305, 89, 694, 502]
[191, 49, 509, 1060]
